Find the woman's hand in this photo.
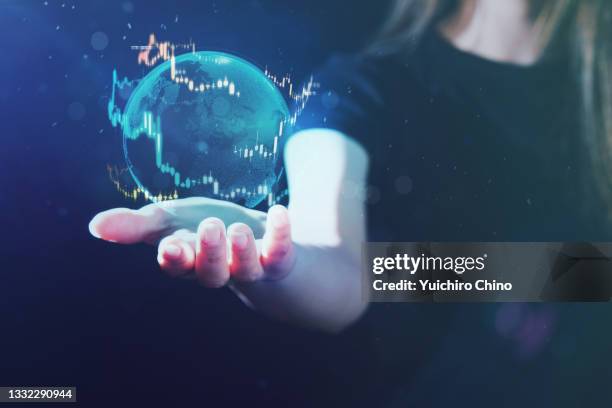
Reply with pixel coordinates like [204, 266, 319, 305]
[89, 197, 296, 287]
[88, 129, 370, 332]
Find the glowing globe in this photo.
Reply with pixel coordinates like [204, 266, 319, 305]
[122, 51, 289, 208]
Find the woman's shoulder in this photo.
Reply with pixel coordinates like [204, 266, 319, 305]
[310, 49, 429, 110]
[294, 51, 422, 144]
[312, 51, 400, 94]
[293, 54, 387, 142]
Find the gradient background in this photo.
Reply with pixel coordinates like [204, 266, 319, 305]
[1, 1, 612, 406]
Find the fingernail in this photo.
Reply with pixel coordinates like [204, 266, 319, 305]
[164, 244, 182, 259]
[231, 232, 248, 250]
[271, 210, 288, 229]
[202, 223, 220, 245]
[88, 219, 101, 239]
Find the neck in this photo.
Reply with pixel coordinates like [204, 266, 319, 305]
[439, 0, 543, 66]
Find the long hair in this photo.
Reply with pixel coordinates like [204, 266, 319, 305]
[371, 0, 612, 212]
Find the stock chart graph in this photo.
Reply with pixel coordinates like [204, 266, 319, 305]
[107, 33, 316, 207]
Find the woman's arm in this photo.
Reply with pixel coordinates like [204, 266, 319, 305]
[236, 128, 369, 332]
[89, 128, 369, 332]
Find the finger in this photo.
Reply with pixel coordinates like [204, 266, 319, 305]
[170, 230, 199, 280]
[261, 205, 295, 280]
[172, 228, 197, 243]
[195, 218, 230, 288]
[157, 230, 196, 277]
[89, 204, 169, 244]
[227, 223, 264, 282]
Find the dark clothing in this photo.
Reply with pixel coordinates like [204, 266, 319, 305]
[295, 29, 609, 242]
[289, 29, 612, 407]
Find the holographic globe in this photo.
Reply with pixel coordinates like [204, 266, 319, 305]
[122, 51, 289, 208]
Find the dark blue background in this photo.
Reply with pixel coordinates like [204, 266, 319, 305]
[0, 1, 386, 406]
[2, 1, 612, 407]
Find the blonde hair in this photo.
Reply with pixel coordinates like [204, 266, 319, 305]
[372, 0, 612, 211]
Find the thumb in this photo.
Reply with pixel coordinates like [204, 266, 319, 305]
[89, 205, 169, 244]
